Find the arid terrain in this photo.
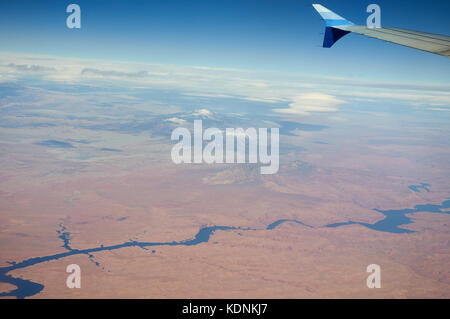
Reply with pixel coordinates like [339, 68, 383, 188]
[0, 51, 449, 298]
[1, 107, 449, 298]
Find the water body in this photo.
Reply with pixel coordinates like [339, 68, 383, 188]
[1, 199, 449, 299]
[326, 200, 450, 234]
[0, 225, 249, 299]
[408, 183, 431, 193]
[88, 253, 101, 267]
[56, 224, 72, 251]
[266, 219, 312, 230]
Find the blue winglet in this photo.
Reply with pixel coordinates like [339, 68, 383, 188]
[312, 4, 354, 48]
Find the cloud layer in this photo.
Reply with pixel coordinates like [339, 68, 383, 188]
[1, 52, 449, 115]
[274, 93, 345, 115]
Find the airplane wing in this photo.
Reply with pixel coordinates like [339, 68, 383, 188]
[312, 4, 450, 58]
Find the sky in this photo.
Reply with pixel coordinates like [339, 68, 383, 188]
[0, 0, 449, 84]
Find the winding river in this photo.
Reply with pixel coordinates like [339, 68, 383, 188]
[1, 199, 449, 299]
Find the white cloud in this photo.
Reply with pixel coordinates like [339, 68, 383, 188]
[273, 92, 345, 115]
[192, 109, 212, 117]
[165, 117, 187, 125]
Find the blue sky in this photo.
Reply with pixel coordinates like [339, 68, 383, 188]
[0, 0, 449, 83]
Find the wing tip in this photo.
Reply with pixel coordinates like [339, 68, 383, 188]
[312, 4, 353, 48]
[312, 3, 353, 26]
